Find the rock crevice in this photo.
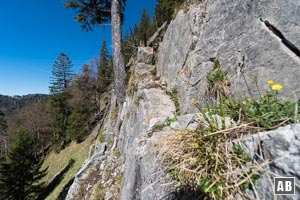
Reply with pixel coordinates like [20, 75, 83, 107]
[260, 18, 300, 59]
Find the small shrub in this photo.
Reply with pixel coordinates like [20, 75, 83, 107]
[151, 123, 165, 132]
[113, 149, 121, 158]
[128, 84, 138, 96]
[94, 183, 105, 200]
[111, 107, 119, 121]
[135, 95, 144, 106]
[98, 132, 105, 143]
[171, 88, 180, 115]
[205, 59, 230, 101]
[125, 112, 130, 120]
[150, 68, 157, 77]
[164, 117, 178, 126]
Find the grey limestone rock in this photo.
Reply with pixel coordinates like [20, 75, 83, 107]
[137, 47, 154, 64]
[157, 0, 300, 113]
[119, 53, 176, 199]
[68, 1, 300, 199]
[233, 124, 300, 199]
[170, 114, 198, 130]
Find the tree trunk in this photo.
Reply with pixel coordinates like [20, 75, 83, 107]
[111, 0, 126, 105]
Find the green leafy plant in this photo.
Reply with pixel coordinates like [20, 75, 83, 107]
[241, 87, 297, 129]
[113, 149, 121, 158]
[128, 84, 138, 96]
[125, 112, 130, 120]
[151, 123, 165, 132]
[157, 63, 299, 199]
[171, 88, 180, 115]
[111, 107, 119, 121]
[232, 145, 251, 164]
[206, 59, 230, 100]
[98, 132, 106, 143]
[135, 95, 144, 106]
[164, 117, 178, 126]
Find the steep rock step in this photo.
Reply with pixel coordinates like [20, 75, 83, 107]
[119, 47, 177, 200]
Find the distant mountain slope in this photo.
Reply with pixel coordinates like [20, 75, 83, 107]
[0, 94, 48, 115]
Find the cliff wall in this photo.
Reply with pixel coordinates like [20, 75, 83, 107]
[66, 1, 300, 199]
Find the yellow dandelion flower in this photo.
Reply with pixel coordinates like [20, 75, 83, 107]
[272, 84, 283, 91]
[268, 79, 274, 85]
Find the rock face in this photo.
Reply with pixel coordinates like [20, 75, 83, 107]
[119, 0, 300, 198]
[119, 47, 176, 200]
[233, 124, 300, 199]
[137, 47, 154, 65]
[66, 1, 300, 199]
[157, 0, 300, 113]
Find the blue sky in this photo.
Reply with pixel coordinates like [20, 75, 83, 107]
[0, 0, 156, 96]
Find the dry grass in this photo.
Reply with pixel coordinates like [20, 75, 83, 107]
[41, 134, 94, 200]
[155, 123, 265, 199]
[111, 107, 119, 121]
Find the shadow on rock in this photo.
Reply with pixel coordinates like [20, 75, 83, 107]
[171, 187, 210, 200]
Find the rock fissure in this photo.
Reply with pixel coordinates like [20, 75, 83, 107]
[260, 18, 300, 59]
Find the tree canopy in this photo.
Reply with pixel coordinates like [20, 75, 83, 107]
[65, 0, 127, 105]
[0, 129, 47, 200]
[0, 109, 8, 159]
[98, 40, 113, 94]
[49, 52, 74, 94]
[64, 0, 126, 31]
[48, 52, 74, 151]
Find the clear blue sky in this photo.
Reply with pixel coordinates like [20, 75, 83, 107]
[0, 0, 156, 96]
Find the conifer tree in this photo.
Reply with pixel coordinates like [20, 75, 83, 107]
[154, 0, 185, 26]
[48, 93, 69, 152]
[0, 129, 47, 200]
[98, 40, 113, 94]
[49, 52, 74, 94]
[133, 23, 139, 38]
[48, 53, 74, 151]
[0, 110, 7, 134]
[66, 102, 92, 142]
[66, 65, 97, 142]
[76, 64, 98, 100]
[137, 8, 151, 45]
[122, 25, 139, 64]
[65, 0, 127, 105]
[0, 109, 8, 158]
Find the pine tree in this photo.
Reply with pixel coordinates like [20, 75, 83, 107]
[154, 0, 185, 26]
[122, 25, 139, 64]
[65, 0, 127, 105]
[48, 53, 74, 151]
[76, 64, 98, 100]
[0, 110, 7, 134]
[49, 52, 74, 94]
[133, 23, 139, 41]
[0, 109, 8, 159]
[98, 40, 113, 94]
[66, 65, 98, 142]
[137, 8, 151, 45]
[66, 102, 92, 143]
[0, 129, 47, 200]
[48, 93, 69, 152]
